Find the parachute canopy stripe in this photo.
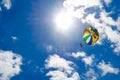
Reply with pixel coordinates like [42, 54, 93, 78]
[88, 36, 92, 44]
[83, 34, 90, 42]
[83, 26, 99, 45]
[83, 31, 90, 35]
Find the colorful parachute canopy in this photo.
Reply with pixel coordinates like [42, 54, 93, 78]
[83, 26, 99, 45]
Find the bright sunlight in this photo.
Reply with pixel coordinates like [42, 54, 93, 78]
[54, 11, 74, 33]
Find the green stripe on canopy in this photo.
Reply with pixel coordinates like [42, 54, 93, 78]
[83, 34, 90, 42]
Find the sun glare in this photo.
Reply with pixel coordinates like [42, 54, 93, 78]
[54, 11, 74, 33]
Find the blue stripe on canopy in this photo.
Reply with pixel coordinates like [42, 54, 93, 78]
[88, 36, 92, 45]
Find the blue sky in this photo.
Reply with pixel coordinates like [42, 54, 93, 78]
[0, 0, 120, 80]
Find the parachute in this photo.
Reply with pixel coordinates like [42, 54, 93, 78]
[83, 26, 99, 45]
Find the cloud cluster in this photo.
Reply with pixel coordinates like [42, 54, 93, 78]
[0, 50, 22, 80]
[63, 0, 120, 54]
[71, 51, 119, 80]
[44, 50, 119, 80]
[72, 52, 94, 66]
[45, 54, 80, 80]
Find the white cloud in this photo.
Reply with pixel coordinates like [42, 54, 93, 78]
[0, 50, 22, 80]
[1, 0, 12, 10]
[11, 36, 17, 40]
[63, 0, 120, 54]
[46, 70, 68, 80]
[104, 0, 112, 6]
[46, 70, 80, 80]
[116, 17, 120, 31]
[46, 45, 53, 52]
[71, 51, 94, 66]
[63, 0, 102, 10]
[84, 68, 98, 80]
[100, 10, 116, 26]
[97, 61, 120, 76]
[114, 43, 120, 54]
[105, 27, 120, 53]
[82, 55, 94, 66]
[45, 54, 73, 73]
[45, 54, 80, 80]
[72, 52, 86, 58]
[105, 27, 120, 43]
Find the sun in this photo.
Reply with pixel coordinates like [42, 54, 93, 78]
[54, 11, 74, 33]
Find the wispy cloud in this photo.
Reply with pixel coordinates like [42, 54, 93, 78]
[46, 45, 53, 52]
[45, 54, 80, 80]
[11, 36, 17, 41]
[97, 60, 120, 76]
[1, 0, 12, 10]
[0, 50, 22, 80]
[71, 51, 94, 66]
[72, 52, 86, 58]
[82, 55, 94, 66]
[104, 0, 112, 6]
[84, 68, 98, 80]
